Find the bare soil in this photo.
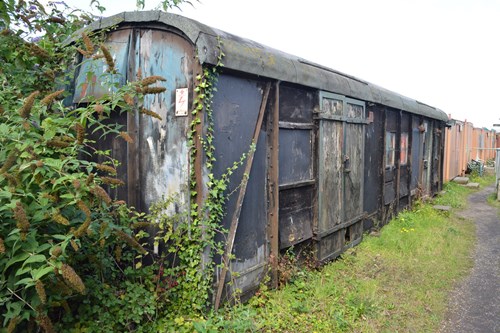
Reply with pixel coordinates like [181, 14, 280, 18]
[440, 184, 500, 333]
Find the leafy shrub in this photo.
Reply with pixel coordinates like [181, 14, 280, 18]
[0, 2, 171, 331]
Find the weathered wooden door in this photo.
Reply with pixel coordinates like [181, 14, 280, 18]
[316, 92, 365, 261]
[410, 117, 422, 195]
[431, 123, 442, 193]
[421, 120, 433, 196]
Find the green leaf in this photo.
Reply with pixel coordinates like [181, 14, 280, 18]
[0, 190, 12, 200]
[22, 254, 46, 267]
[4, 253, 30, 272]
[14, 277, 34, 286]
[36, 243, 52, 253]
[52, 234, 69, 240]
[18, 162, 32, 172]
[33, 266, 54, 280]
[43, 158, 65, 170]
[15, 266, 32, 277]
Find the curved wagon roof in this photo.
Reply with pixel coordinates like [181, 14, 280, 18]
[73, 11, 449, 122]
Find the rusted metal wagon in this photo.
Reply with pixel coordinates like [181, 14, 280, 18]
[69, 11, 449, 304]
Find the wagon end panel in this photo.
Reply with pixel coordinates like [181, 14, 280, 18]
[133, 29, 194, 212]
[72, 27, 195, 213]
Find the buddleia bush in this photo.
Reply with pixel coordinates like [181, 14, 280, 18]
[0, 2, 172, 331]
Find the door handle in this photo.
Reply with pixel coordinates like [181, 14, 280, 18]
[344, 155, 351, 173]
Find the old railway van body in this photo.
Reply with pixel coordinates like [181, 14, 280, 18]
[70, 11, 449, 302]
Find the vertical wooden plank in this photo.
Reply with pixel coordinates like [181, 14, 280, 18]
[191, 58, 207, 271]
[381, 108, 387, 222]
[193, 74, 204, 221]
[319, 121, 343, 231]
[269, 81, 280, 289]
[395, 111, 401, 210]
[127, 29, 141, 210]
[407, 115, 413, 208]
[440, 124, 445, 191]
[344, 123, 364, 219]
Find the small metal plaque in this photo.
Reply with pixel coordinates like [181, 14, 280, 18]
[175, 88, 188, 116]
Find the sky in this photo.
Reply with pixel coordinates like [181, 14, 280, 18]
[62, 0, 500, 129]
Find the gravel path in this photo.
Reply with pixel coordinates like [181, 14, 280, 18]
[440, 184, 500, 333]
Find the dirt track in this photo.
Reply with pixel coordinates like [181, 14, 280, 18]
[440, 184, 500, 333]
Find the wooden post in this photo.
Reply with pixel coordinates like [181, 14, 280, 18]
[214, 82, 271, 310]
[381, 108, 387, 222]
[269, 81, 280, 289]
[395, 110, 401, 211]
[407, 115, 414, 209]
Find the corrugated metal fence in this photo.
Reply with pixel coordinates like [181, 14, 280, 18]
[496, 149, 500, 196]
[444, 119, 497, 181]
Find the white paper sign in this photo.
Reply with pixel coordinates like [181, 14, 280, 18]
[175, 88, 188, 116]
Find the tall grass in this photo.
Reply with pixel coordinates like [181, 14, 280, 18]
[208, 181, 481, 332]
